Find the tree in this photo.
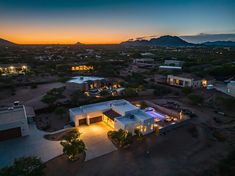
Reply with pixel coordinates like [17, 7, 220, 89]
[0, 156, 45, 176]
[134, 128, 143, 138]
[108, 129, 133, 147]
[182, 87, 192, 95]
[41, 94, 57, 105]
[60, 129, 86, 161]
[55, 107, 67, 119]
[41, 87, 65, 106]
[189, 94, 204, 105]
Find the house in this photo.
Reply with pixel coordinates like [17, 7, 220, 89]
[167, 74, 214, 88]
[159, 65, 182, 70]
[133, 58, 155, 68]
[164, 60, 184, 66]
[66, 76, 106, 91]
[0, 64, 29, 76]
[69, 99, 154, 135]
[227, 81, 235, 97]
[140, 52, 155, 57]
[0, 105, 29, 141]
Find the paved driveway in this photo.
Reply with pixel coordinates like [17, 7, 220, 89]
[0, 124, 63, 168]
[78, 122, 117, 161]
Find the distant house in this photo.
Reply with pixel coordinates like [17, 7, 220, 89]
[164, 60, 184, 67]
[159, 65, 182, 70]
[66, 76, 106, 91]
[133, 58, 155, 68]
[227, 81, 235, 97]
[167, 74, 214, 88]
[0, 64, 29, 76]
[0, 105, 29, 141]
[140, 52, 155, 57]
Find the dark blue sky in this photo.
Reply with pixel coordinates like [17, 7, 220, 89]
[1, 0, 235, 44]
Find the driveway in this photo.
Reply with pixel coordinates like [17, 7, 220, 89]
[0, 124, 63, 168]
[78, 122, 117, 161]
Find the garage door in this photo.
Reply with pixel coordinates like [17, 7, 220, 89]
[90, 116, 102, 124]
[0, 127, 21, 141]
[79, 119, 87, 126]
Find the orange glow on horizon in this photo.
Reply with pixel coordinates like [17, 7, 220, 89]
[0, 23, 161, 44]
[0, 26, 136, 44]
[1, 35, 124, 44]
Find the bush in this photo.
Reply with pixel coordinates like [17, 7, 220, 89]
[60, 129, 86, 161]
[215, 96, 235, 110]
[55, 107, 67, 119]
[182, 87, 192, 95]
[0, 156, 45, 176]
[153, 85, 171, 96]
[189, 94, 204, 105]
[30, 83, 38, 89]
[217, 150, 235, 176]
[108, 129, 133, 147]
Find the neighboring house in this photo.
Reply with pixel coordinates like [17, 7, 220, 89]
[0, 105, 29, 141]
[66, 76, 105, 91]
[159, 65, 182, 70]
[167, 74, 214, 88]
[133, 58, 155, 68]
[164, 60, 184, 66]
[0, 64, 29, 76]
[227, 81, 235, 97]
[69, 99, 154, 135]
[140, 52, 155, 57]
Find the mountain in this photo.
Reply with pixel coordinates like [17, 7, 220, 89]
[0, 38, 16, 46]
[121, 35, 195, 47]
[181, 33, 235, 43]
[202, 41, 235, 47]
[75, 41, 84, 45]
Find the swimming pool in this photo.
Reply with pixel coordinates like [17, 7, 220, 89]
[145, 107, 166, 121]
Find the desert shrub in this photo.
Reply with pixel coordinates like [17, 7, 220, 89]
[153, 85, 171, 96]
[189, 94, 204, 105]
[0, 156, 45, 176]
[182, 87, 192, 95]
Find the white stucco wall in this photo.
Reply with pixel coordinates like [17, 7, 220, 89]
[0, 119, 29, 136]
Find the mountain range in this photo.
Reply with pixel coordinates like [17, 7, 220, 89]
[121, 35, 235, 47]
[121, 35, 195, 47]
[1, 36, 235, 47]
[0, 38, 16, 46]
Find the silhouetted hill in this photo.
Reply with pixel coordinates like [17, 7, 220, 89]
[0, 38, 16, 46]
[75, 41, 84, 45]
[121, 35, 195, 47]
[203, 41, 235, 47]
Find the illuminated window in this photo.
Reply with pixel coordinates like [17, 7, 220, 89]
[202, 80, 207, 87]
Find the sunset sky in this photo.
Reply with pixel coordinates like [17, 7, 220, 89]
[0, 0, 235, 44]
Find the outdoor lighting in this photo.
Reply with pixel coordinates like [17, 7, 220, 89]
[22, 65, 27, 70]
[71, 65, 94, 71]
[202, 80, 207, 87]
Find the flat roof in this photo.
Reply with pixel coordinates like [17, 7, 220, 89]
[70, 99, 137, 116]
[115, 116, 138, 125]
[159, 66, 182, 69]
[103, 109, 121, 120]
[112, 101, 138, 114]
[0, 106, 26, 125]
[132, 110, 153, 121]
